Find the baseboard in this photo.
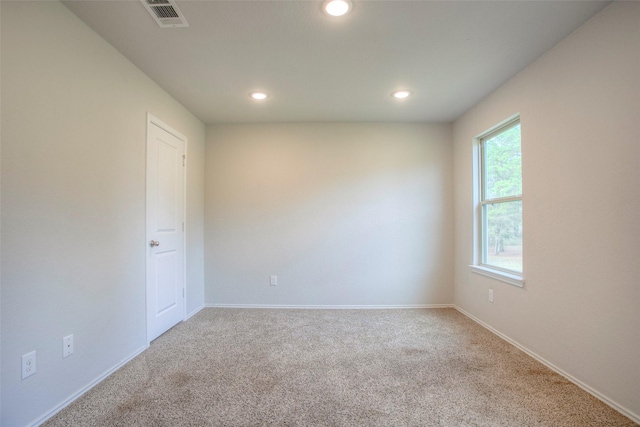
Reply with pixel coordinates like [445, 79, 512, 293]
[30, 344, 149, 427]
[185, 303, 205, 320]
[454, 306, 640, 425]
[32, 306, 634, 425]
[205, 303, 454, 309]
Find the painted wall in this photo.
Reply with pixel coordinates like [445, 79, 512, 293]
[452, 1, 640, 419]
[0, 2, 3, 419]
[0, 2, 205, 425]
[205, 123, 453, 307]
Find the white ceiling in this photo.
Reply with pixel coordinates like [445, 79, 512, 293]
[63, 0, 610, 124]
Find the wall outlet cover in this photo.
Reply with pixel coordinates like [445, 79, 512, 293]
[22, 351, 36, 380]
[63, 334, 74, 358]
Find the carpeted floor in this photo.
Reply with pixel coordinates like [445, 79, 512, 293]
[45, 308, 636, 426]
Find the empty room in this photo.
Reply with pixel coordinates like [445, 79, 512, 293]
[1, 0, 639, 426]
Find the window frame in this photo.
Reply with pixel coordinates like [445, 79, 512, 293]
[470, 115, 525, 287]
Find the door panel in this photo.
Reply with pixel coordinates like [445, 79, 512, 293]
[146, 116, 185, 342]
[157, 140, 178, 231]
[155, 249, 178, 314]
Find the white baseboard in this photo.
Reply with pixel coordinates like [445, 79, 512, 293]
[454, 306, 640, 425]
[32, 306, 634, 426]
[205, 303, 454, 309]
[30, 344, 148, 427]
[185, 304, 205, 320]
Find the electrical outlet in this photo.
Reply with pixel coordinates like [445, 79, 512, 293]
[489, 289, 494, 303]
[63, 334, 74, 358]
[22, 351, 36, 380]
[270, 275, 277, 286]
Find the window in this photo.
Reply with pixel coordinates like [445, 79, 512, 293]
[472, 116, 523, 286]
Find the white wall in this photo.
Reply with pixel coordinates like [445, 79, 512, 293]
[453, 1, 640, 420]
[205, 123, 453, 307]
[0, 2, 205, 425]
[0, 2, 3, 419]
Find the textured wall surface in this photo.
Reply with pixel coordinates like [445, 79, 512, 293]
[1, 2, 205, 425]
[453, 2, 640, 419]
[205, 123, 453, 307]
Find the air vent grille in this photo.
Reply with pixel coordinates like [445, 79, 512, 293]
[153, 5, 179, 19]
[141, 0, 189, 28]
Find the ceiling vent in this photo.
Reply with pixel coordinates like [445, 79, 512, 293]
[141, 0, 189, 28]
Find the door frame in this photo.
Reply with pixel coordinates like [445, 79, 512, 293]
[145, 112, 188, 344]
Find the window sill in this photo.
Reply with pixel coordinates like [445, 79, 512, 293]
[469, 265, 525, 288]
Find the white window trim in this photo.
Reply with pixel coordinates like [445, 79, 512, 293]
[471, 113, 525, 288]
[469, 265, 525, 287]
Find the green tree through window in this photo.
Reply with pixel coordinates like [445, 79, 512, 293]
[481, 120, 522, 273]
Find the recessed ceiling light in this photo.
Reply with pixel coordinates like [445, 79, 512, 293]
[323, 0, 352, 17]
[249, 91, 269, 100]
[392, 90, 412, 99]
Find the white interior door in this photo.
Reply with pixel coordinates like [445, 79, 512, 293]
[146, 114, 186, 342]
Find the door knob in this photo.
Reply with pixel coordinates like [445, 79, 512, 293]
[150, 240, 160, 247]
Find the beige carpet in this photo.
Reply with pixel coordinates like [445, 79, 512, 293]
[45, 308, 636, 426]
